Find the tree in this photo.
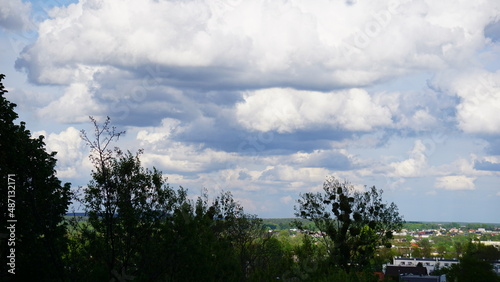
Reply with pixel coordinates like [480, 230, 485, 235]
[0, 74, 72, 280]
[160, 189, 267, 281]
[294, 176, 404, 272]
[71, 116, 185, 281]
[436, 244, 447, 257]
[454, 241, 464, 258]
[433, 240, 500, 282]
[420, 238, 432, 258]
[159, 191, 242, 282]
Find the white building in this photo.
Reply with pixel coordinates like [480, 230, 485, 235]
[392, 257, 459, 274]
[391, 257, 500, 276]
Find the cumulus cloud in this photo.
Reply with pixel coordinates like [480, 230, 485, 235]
[259, 165, 330, 186]
[435, 175, 475, 191]
[38, 127, 90, 179]
[136, 118, 181, 145]
[6, 0, 500, 221]
[396, 109, 437, 131]
[236, 88, 392, 133]
[430, 69, 500, 134]
[15, 0, 500, 89]
[389, 140, 427, 177]
[38, 82, 106, 123]
[0, 0, 31, 31]
[289, 149, 356, 170]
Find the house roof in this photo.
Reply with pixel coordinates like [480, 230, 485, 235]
[385, 266, 428, 276]
[394, 257, 459, 262]
[400, 276, 441, 282]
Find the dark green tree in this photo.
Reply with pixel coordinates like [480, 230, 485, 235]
[454, 241, 464, 258]
[160, 189, 268, 281]
[433, 240, 500, 282]
[70, 116, 185, 281]
[0, 74, 72, 281]
[159, 190, 242, 282]
[436, 243, 447, 257]
[211, 191, 265, 276]
[294, 176, 404, 272]
[420, 238, 433, 258]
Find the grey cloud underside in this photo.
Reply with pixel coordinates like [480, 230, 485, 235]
[127, 66, 355, 92]
[0, 0, 31, 31]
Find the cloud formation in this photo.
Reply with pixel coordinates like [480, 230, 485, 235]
[236, 88, 393, 133]
[431, 69, 500, 134]
[0, 0, 31, 31]
[3, 0, 500, 221]
[16, 0, 500, 89]
[434, 175, 476, 191]
[34, 127, 90, 179]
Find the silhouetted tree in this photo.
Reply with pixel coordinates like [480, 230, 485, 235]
[70, 116, 185, 281]
[294, 176, 404, 272]
[0, 74, 72, 281]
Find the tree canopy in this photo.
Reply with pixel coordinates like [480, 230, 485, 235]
[294, 176, 404, 272]
[433, 240, 500, 282]
[0, 74, 72, 281]
[67, 117, 272, 281]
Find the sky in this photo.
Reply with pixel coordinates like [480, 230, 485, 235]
[1, 0, 500, 223]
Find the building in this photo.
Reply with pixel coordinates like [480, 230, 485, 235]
[400, 275, 446, 282]
[391, 256, 500, 276]
[392, 257, 459, 274]
[385, 266, 428, 281]
[482, 241, 500, 249]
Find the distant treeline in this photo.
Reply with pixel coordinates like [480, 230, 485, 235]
[403, 221, 500, 231]
[260, 219, 500, 232]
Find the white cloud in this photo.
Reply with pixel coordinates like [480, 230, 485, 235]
[38, 82, 106, 123]
[16, 0, 500, 89]
[5, 0, 500, 222]
[389, 140, 427, 177]
[259, 165, 331, 188]
[0, 0, 31, 31]
[396, 109, 437, 131]
[41, 127, 91, 179]
[136, 118, 181, 145]
[435, 175, 475, 191]
[431, 69, 500, 134]
[236, 88, 392, 133]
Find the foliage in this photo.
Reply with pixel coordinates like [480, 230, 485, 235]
[69, 116, 186, 280]
[0, 74, 72, 281]
[433, 240, 500, 282]
[294, 176, 404, 272]
[262, 218, 315, 231]
[419, 238, 432, 258]
[67, 117, 292, 281]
